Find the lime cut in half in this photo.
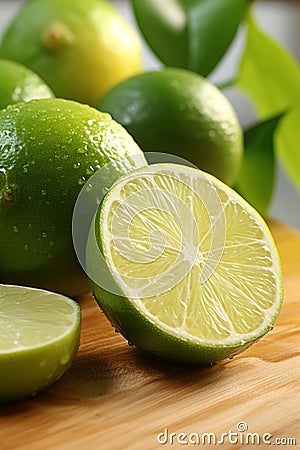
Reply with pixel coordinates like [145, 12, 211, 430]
[0, 285, 81, 403]
[90, 163, 283, 365]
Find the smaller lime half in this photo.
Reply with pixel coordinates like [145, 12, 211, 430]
[0, 284, 81, 403]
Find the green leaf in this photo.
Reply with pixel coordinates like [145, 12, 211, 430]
[237, 8, 300, 118]
[184, 0, 247, 76]
[235, 115, 283, 215]
[131, 0, 246, 76]
[275, 107, 300, 193]
[131, 0, 189, 68]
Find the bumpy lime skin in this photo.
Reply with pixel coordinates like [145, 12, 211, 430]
[98, 68, 243, 185]
[0, 59, 54, 110]
[0, 99, 146, 297]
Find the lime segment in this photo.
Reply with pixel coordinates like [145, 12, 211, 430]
[0, 284, 81, 402]
[90, 164, 283, 364]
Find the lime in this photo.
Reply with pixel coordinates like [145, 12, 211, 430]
[0, 58, 54, 110]
[98, 68, 243, 185]
[0, 0, 143, 106]
[0, 284, 80, 403]
[89, 163, 283, 365]
[0, 98, 147, 297]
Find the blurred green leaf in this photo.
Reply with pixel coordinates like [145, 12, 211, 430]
[184, 0, 246, 76]
[131, 0, 246, 76]
[275, 107, 300, 193]
[235, 115, 283, 215]
[237, 8, 300, 118]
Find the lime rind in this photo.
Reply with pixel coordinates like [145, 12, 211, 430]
[91, 163, 283, 364]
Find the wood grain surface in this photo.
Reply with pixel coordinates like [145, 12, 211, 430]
[0, 221, 299, 450]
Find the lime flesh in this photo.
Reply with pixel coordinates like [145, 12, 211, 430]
[0, 284, 81, 402]
[90, 164, 283, 364]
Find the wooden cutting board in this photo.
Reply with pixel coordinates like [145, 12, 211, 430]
[0, 220, 299, 450]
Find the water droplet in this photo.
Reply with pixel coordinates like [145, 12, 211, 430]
[49, 240, 55, 247]
[13, 225, 19, 233]
[78, 176, 86, 185]
[42, 232, 47, 238]
[41, 190, 47, 196]
[86, 166, 95, 175]
[28, 223, 32, 229]
[73, 162, 81, 169]
[23, 165, 29, 173]
[24, 244, 29, 251]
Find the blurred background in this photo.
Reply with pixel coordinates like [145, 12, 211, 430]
[1, 0, 299, 230]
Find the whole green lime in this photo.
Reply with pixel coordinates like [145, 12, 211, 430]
[0, 98, 146, 297]
[0, 58, 53, 110]
[98, 68, 243, 185]
[0, 0, 143, 106]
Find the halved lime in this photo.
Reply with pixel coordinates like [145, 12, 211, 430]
[90, 164, 283, 364]
[0, 284, 81, 402]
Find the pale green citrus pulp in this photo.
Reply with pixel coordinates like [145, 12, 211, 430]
[90, 164, 283, 364]
[0, 284, 80, 402]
